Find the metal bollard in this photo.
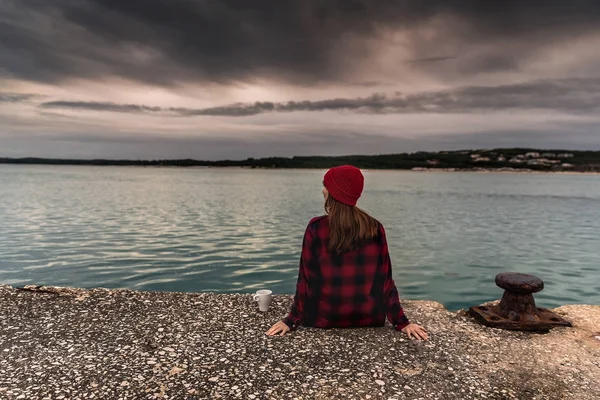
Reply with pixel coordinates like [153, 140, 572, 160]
[469, 272, 572, 332]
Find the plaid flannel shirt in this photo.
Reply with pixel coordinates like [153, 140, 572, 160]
[283, 216, 410, 331]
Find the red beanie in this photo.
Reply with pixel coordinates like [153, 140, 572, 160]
[323, 165, 364, 206]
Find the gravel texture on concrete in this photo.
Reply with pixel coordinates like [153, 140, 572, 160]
[0, 284, 598, 400]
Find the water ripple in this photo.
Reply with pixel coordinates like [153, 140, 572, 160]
[1, 165, 599, 310]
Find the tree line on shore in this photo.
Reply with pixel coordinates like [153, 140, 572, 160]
[2, 148, 600, 171]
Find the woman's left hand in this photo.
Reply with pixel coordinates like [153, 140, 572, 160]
[401, 323, 428, 340]
[266, 321, 291, 336]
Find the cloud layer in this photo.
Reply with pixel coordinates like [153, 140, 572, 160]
[39, 78, 600, 116]
[2, 0, 600, 85]
[1, 1, 600, 158]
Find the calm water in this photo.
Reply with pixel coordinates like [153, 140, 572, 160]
[1, 165, 599, 311]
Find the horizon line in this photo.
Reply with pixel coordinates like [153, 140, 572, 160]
[0, 147, 597, 163]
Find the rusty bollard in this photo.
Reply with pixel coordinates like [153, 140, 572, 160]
[469, 272, 572, 332]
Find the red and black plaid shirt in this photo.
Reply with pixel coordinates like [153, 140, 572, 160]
[283, 216, 410, 331]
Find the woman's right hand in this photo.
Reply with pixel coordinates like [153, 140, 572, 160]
[401, 323, 428, 340]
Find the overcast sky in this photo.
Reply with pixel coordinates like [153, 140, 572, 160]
[1, 0, 600, 159]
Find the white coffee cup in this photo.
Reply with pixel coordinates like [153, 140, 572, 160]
[253, 289, 272, 312]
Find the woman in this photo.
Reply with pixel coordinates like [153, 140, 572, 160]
[267, 165, 428, 340]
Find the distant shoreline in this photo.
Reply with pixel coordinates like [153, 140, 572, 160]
[2, 148, 600, 173]
[3, 163, 600, 175]
[407, 169, 600, 175]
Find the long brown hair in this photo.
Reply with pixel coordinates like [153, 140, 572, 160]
[325, 193, 379, 253]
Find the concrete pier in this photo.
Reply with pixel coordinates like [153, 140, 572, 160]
[0, 285, 598, 399]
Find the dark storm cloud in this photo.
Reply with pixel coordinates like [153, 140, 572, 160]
[406, 56, 458, 65]
[40, 78, 600, 116]
[41, 101, 162, 113]
[0, 92, 35, 102]
[1, 0, 600, 85]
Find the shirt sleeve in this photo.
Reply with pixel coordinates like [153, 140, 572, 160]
[380, 225, 410, 331]
[283, 224, 314, 330]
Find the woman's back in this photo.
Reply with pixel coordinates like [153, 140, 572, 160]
[267, 165, 427, 340]
[302, 215, 389, 328]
